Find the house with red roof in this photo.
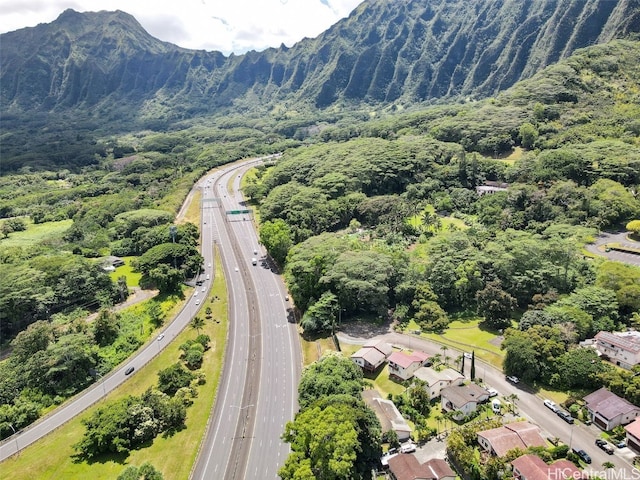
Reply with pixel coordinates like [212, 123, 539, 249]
[477, 422, 547, 457]
[388, 350, 431, 381]
[624, 417, 640, 452]
[388, 455, 455, 480]
[512, 454, 586, 480]
[584, 387, 640, 430]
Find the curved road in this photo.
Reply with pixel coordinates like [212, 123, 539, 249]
[586, 231, 640, 266]
[0, 157, 302, 480]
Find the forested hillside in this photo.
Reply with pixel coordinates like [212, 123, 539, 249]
[2, 0, 640, 172]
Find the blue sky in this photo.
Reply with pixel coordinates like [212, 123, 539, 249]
[0, 0, 363, 55]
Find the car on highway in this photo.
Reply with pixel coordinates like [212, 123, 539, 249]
[543, 399, 558, 412]
[506, 375, 520, 384]
[157, 334, 165, 341]
[556, 410, 574, 424]
[572, 448, 591, 464]
[125, 366, 135, 375]
[464, 352, 472, 359]
[195, 299, 200, 305]
[595, 439, 614, 454]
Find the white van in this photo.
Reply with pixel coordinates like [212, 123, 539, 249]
[492, 399, 501, 414]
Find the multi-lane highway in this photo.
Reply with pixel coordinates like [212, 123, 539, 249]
[191, 160, 301, 479]
[0, 157, 302, 480]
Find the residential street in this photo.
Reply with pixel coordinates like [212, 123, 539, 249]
[337, 327, 640, 477]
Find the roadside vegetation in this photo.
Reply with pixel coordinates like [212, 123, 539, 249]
[3, 247, 228, 479]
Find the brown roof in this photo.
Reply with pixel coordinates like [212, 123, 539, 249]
[423, 458, 455, 479]
[584, 387, 640, 419]
[512, 454, 550, 480]
[388, 455, 423, 480]
[512, 454, 585, 480]
[478, 422, 546, 457]
[388, 455, 454, 480]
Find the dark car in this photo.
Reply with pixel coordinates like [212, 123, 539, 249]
[595, 439, 614, 454]
[125, 366, 135, 375]
[572, 448, 592, 464]
[556, 410, 574, 424]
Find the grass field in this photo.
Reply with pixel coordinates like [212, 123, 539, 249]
[1, 247, 229, 480]
[405, 318, 506, 369]
[109, 256, 142, 287]
[0, 219, 72, 247]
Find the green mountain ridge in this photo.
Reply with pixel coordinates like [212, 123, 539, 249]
[2, 0, 639, 126]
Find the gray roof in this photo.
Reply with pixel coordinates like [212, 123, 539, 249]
[584, 387, 640, 419]
[441, 383, 488, 408]
[414, 367, 464, 386]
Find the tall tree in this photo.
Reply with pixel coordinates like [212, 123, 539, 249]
[470, 350, 476, 381]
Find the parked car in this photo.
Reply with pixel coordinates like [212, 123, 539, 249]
[486, 387, 499, 398]
[595, 439, 614, 454]
[616, 440, 626, 448]
[557, 410, 575, 424]
[543, 399, 558, 412]
[572, 448, 592, 464]
[400, 442, 416, 453]
[506, 375, 520, 384]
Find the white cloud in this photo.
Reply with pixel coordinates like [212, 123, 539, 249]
[0, 0, 363, 55]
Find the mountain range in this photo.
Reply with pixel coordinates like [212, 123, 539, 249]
[1, 0, 640, 133]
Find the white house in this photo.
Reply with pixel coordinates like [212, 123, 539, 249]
[351, 340, 393, 372]
[440, 383, 489, 420]
[584, 387, 640, 431]
[594, 331, 640, 369]
[387, 350, 431, 381]
[413, 367, 464, 399]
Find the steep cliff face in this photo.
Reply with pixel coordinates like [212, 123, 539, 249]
[1, 0, 639, 119]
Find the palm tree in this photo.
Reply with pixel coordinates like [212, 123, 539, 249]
[440, 345, 449, 366]
[190, 315, 205, 334]
[506, 393, 519, 414]
[435, 414, 443, 439]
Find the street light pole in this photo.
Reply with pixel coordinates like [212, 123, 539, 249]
[8, 423, 18, 455]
